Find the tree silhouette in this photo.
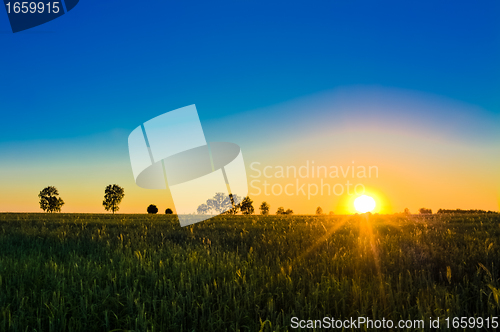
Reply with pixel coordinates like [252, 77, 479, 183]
[404, 208, 410, 215]
[38, 186, 64, 213]
[165, 208, 173, 214]
[240, 196, 254, 215]
[276, 207, 293, 215]
[147, 204, 158, 214]
[197, 193, 240, 215]
[207, 193, 233, 214]
[224, 194, 242, 215]
[316, 206, 323, 215]
[102, 184, 125, 214]
[260, 202, 270, 215]
[197, 204, 209, 215]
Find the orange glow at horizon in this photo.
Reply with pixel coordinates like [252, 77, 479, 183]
[1, 88, 500, 215]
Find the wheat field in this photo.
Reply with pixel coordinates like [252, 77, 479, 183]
[0, 213, 498, 331]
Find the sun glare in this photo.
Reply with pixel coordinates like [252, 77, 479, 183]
[354, 195, 376, 213]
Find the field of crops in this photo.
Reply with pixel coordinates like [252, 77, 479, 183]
[0, 213, 499, 331]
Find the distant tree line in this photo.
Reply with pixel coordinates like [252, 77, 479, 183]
[195, 194, 297, 216]
[41, 184, 497, 216]
[405, 208, 499, 215]
[276, 207, 293, 215]
[415, 208, 498, 215]
[314, 207, 335, 215]
[36, 186, 342, 216]
[437, 209, 498, 214]
[197, 193, 255, 215]
[419, 208, 432, 214]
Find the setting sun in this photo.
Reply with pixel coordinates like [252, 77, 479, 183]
[354, 195, 376, 213]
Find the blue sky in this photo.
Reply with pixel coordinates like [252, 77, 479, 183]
[0, 0, 499, 213]
[1, 0, 498, 140]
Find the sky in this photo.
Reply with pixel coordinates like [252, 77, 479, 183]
[0, 0, 499, 214]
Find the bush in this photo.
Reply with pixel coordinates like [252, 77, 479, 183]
[276, 207, 293, 215]
[419, 208, 432, 215]
[165, 208, 173, 214]
[147, 204, 158, 214]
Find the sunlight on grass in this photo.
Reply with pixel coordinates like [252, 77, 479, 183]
[0, 213, 498, 331]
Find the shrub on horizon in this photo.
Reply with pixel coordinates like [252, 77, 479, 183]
[147, 204, 158, 214]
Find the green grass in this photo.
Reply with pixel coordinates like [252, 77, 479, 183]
[0, 213, 499, 331]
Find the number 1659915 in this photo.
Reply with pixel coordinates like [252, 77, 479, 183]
[5, 2, 61, 14]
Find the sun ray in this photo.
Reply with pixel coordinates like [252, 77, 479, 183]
[357, 214, 387, 309]
[286, 216, 349, 273]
